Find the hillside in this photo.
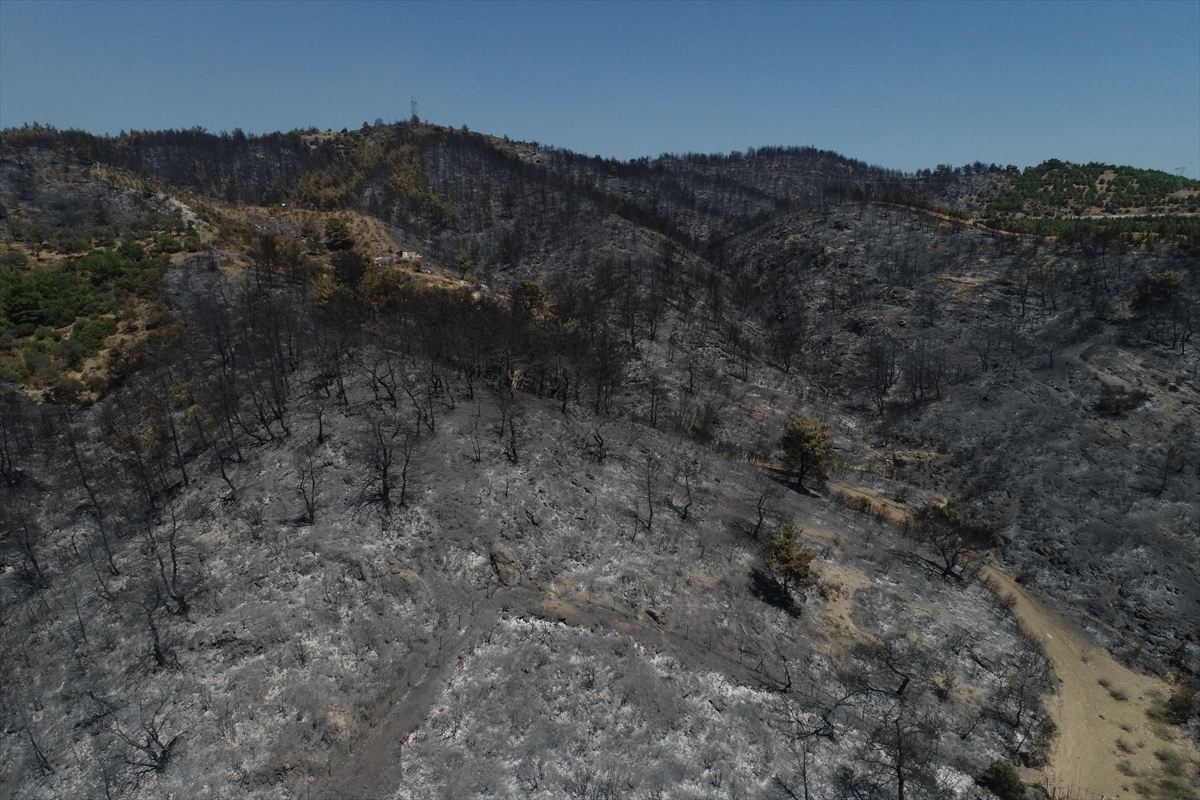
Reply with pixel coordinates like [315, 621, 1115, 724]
[978, 160, 1200, 241]
[1, 122, 1198, 800]
[986, 160, 1200, 219]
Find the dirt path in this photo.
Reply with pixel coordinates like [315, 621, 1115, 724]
[982, 566, 1198, 798]
[317, 604, 496, 800]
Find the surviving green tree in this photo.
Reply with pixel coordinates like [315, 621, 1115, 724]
[1132, 270, 1193, 352]
[766, 516, 816, 595]
[330, 249, 371, 288]
[910, 502, 994, 579]
[779, 413, 833, 488]
[324, 217, 354, 251]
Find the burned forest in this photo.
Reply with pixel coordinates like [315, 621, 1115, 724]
[1, 121, 1198, 800]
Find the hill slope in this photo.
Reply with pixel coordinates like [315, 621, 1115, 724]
[1, 123, 1198, 799]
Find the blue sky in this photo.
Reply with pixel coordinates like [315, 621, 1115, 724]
[1, 1, 1197, 176]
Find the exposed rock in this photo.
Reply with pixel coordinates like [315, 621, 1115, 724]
[382, 558, 425, 596]
[490, 543, 525, 587]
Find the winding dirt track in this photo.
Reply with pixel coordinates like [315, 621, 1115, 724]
[824, 481, 1198, 796]
[982, 566, 1197, 797]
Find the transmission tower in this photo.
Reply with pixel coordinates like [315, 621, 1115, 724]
[411, 98, 418, 123]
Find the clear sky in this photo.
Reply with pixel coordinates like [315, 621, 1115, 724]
[1, 0, 1197, 176]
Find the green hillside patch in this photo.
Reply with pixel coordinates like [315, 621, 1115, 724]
[0, 234, 181, 402]
[982, 161, 1200, 242]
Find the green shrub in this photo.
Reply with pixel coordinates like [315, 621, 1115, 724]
[117, 240, 146, 261]
[33, 325, 59, 343]
[2, 267, 100, 333]
[49, 374, 86, 405]
[52, 228, 89, 254]
[91, 226, 118, 247]
[144, 303, 175, 331]
[71, 316, 117, 352]
[20, 344, 57, 384]
[0, 242, 171, 398]
[54, 336, 90, 370]
[980, 759, 1025, 800]
[0, 248, 28, 269]
[1097, 382, 1149, 416]
[125, 217, 151, 238]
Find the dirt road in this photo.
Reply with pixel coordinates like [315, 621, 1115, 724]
[983, 566, 1197, 798]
